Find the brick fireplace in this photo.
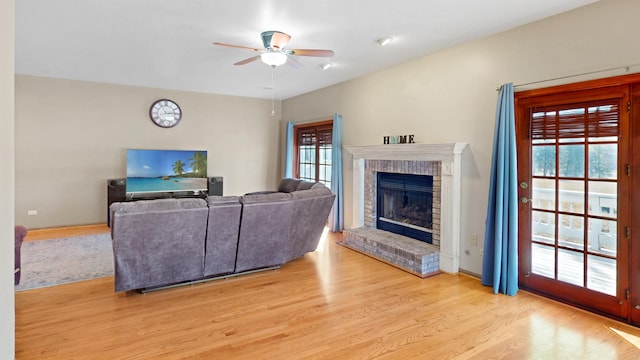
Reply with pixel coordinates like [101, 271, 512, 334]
[343, 143, 467, 275]
[368, 162, 440, 245]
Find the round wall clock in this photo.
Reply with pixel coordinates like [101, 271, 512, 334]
[149, 99, 182, 128]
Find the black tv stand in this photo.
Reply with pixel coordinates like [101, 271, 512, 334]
[107, 177, 223, 226]
[125, 190, 207, 201]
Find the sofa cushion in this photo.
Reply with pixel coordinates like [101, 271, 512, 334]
[243, 190, 278, 196]
[204, 196, 242, 277]
[110, 198, 208, 292]
[242, 191, 291, 204]
[109, 198, 208, 235]
[290, 184, 332, 199]
[277, 178, 302, 193]
[111, 198, 207, 213]
[296, 180, 318, 191]
[207, 195, 241, 206]
[236, 194, 294, 273]
[311, 182, 328, 189]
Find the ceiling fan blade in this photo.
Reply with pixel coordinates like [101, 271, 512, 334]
[271, 32, 291, 49]
[261, 31, 291, 50]
[213, 42, 261, 52]
[285, 54, 303, 69]
[234, 55, 261, 66]
[288, 49, 334, 57]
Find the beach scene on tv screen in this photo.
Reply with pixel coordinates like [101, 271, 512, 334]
[126, 149, 207, 193]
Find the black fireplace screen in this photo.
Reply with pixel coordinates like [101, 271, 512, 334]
[377, 172, 433, 243]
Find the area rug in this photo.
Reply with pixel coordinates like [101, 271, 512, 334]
[15, 233, 114, 291]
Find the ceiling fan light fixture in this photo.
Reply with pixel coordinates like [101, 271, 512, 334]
[377, 37, 393, 47]
[261, 52, 288, 67]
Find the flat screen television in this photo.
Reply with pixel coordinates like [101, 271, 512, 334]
[126, 149, 207, 194]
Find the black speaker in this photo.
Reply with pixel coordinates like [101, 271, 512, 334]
[107, 178, 126, 226]
[207, 177, 223, 196]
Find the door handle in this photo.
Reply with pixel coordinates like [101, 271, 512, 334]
[635, 305, 640, 310]
[520, 197, 531, 203]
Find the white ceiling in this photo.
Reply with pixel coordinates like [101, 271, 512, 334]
[15, 0, 597, 100]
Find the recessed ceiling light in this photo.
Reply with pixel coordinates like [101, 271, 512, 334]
[376, 37, 393, 47]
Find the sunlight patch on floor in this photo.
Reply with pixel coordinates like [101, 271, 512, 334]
[529, 314, 618, 359]
[609, 326, 640, 350]
[315, 226, 330, 253]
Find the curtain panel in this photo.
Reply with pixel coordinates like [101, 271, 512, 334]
[284, 121, 294, 178]
[481, 83, 519, 296]
[328, 113, 344, 232]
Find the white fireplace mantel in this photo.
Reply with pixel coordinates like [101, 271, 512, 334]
[344, 142, 468, 274]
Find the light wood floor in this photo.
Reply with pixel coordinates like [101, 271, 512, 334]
[23, 223, 109, 241]
[15, 226, 640, 359]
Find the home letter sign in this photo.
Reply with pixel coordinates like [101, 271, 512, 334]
[383, 135, 415, 144]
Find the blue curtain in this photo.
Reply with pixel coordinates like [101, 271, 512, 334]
[284, 121, 294, 178]
[328, 113, 343, 232]
[481, 83, 518, 296]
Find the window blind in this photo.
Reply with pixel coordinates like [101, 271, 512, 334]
[296, 126, 332, 146]
[531, 99, 619, 141]
[297, 128, 317, 146]
[317, 128, 332, 146]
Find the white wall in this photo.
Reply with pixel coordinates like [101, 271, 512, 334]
[15, 76, 282, 228]
[282, 0, 640, 275]
[1, 0, 15, 356]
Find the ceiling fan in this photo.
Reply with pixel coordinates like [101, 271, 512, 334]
[213, 30, 334, 68]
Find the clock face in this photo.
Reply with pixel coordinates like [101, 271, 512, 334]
[149, 99, 182, 128]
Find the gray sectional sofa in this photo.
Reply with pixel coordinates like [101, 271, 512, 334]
[110, 179, 335, 292]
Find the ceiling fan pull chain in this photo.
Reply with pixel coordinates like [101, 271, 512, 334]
[271, 65, 276, 116]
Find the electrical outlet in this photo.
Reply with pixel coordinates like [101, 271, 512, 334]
[471, 234, 478, 246]
[27, 210, 37, 216]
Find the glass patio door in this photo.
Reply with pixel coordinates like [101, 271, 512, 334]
[517, 86, 630, 320]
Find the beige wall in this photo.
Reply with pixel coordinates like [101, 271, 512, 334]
[282, 0, 640, 275]
[15, 76, 282, 228]
[1, 0, 15, 356]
